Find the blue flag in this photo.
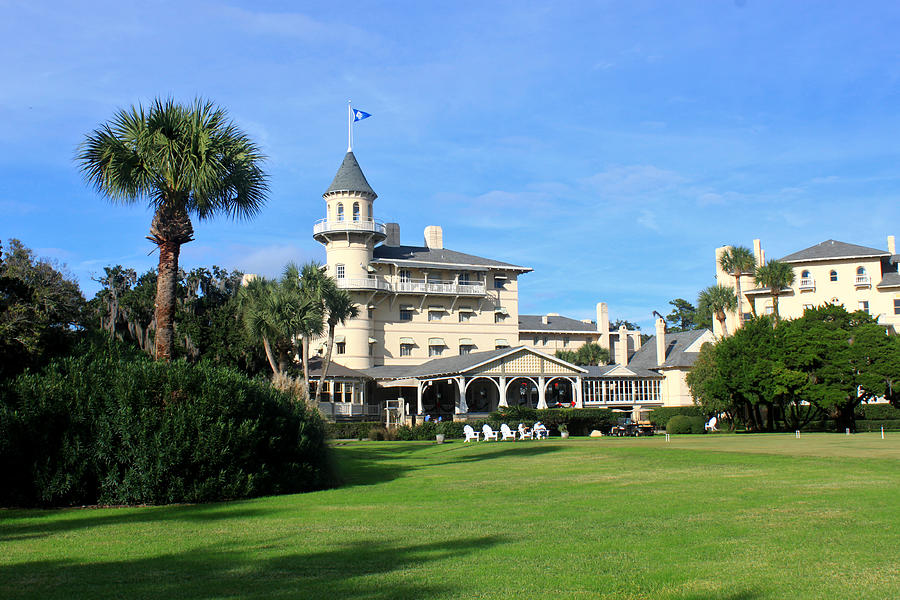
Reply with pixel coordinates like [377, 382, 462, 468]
[352, 108, 371, 122]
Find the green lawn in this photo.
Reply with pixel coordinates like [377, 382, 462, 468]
[2, 433, 899, 599]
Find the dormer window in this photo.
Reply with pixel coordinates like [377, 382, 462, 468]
[353, 202, 360, 222]
[337, 203, 344, 222]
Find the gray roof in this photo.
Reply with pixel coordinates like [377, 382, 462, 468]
[373, 245, 531, 272]
[628, 329, 711, 370]
[325, 152, 377, 197]
[877, 272, 900, 288]
[307, 356, 371, 380]
[780, 240, 889, 263]
[582, 365, 663, 379]
[519, 314, 598, 332]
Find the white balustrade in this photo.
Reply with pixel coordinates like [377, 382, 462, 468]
[313, 218, 386, 236]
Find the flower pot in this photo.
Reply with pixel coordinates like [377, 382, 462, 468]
[560, 431, 569, 439]
[435, 434, 445, 444]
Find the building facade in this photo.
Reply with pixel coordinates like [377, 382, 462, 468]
[714, 237, 900, 337]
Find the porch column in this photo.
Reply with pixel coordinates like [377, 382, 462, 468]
[575, 376, 583, 409]
[602, 380, 607, 404]
[416, 380, 423, 415]
[498, 376, 508, 408]
[456, 376, 467, 414]
[537, 375, 547, 409]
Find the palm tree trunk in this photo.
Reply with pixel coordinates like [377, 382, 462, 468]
[772, 293, 780, 322]
[314, 323, 336, 407]
[734, 273, 743, 326]
[154, 240, 180, 361]
[302, 336, 310, 398]
[717, 310, 728, 337]
[262, 336, 278, 376]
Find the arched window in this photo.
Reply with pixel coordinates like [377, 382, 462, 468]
[337, 203, 344, 222]
[353, 202, 360, 222]
[368, 203, 372, 220]
[830, 270, 838, 282]
[856, 266, 866, 275]
[801, 270, 811, 278]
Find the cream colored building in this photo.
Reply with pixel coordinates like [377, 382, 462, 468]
[309, 150, 693, 420]
[714, 237, 900, 337]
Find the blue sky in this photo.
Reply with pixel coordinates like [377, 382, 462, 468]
[3, 1, 900, 330]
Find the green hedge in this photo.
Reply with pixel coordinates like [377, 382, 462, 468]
[667, 415, 706, 434]
[0, 340, 333, 507]
[491, 407, 619, 436]
[855, 419, 900, 432]
[856, 404, 900, 420]
[324, 421, 382, 440]
[650, 406, 704, 430]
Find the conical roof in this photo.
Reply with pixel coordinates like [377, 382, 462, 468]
[325, 151, 376, 197]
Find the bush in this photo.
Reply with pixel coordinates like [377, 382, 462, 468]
[856, 404, 900, 420]
[650, 406, 704, 430]
[0, 339, 333, 507]
[855, 419, 900, 432]
[667, 415, 706, 434]
[324, 421, 381, 440]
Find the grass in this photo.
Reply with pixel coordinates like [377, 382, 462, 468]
[2, 433, 900, 599]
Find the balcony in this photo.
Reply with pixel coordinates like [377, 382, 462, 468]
[336, 277, 392, 292]
[319, 402, 382, 419]
[855, 275, 871, 288]
[313, 218, 386, 241]
[394, 278, 486, 296]
[799, 277, 816, 291]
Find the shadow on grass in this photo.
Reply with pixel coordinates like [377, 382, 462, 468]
[0, 503, 280, 543]
[0, 534, 505, 599]
[336, 442, 563, 487]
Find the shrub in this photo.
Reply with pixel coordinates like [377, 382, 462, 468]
[650, 406, 704, 430]
[855, 419, 900, 432]
[667, 415, 706, 434]
[324, 421, 381, 440]
[856, 404, 900, 420]
[0, 339, 333, 507]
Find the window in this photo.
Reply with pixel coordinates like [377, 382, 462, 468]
[459, 273, 471, 285]
[857, 266, 867, 275]
[368, 307, 374, 319]
[830, 270, 838, 282]
[494, 274, 507, 289]
[369, 344, 374, 356]
[400, 308, 413, 321]
[333, 382, 342, 402]
[542, 337, 548, 345]
[459, 345, 475, 355]
[459, 311, 472, 322]
[367, 203, 372, 219]
[400, 344, 413, 357]
[399, 269, 411, 283]
[563, 337, 570, 346]
[802, 304, 813, 311]
[337, 203, 344, 222]
[336, 264, 345, 279]
[429, 346, 444, 357]
[765, 306, 774, 315]
[494, 312, 507, 323]
[858, 301, 870, 314]
[743, 313, 753, 322]
[801, 270, 811, 278]
[336, 342, 346, 354]
[428, 310, 442, 322]
[353, 202, 360, 221]
[895, 299, 900, 315]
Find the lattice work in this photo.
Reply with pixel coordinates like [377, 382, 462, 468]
[503, 352, 541, 374]
[542, 358, 578, 375]
[478, 359, 504, 375]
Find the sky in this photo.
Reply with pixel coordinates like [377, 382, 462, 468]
[3, 0, 900, 331]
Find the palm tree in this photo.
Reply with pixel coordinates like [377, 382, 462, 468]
[754, 259, 795, 322]
[719, 245, 756, 327]
[237, 277, 298, 377]
[289, 262, 328, 394]
[698, 285, 738, 337]
[78, 98, 267, 361]
[314, 287, 359, 406]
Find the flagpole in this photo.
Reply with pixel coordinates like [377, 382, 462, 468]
[347, 100, 352, 152]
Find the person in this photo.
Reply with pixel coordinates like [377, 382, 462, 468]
[533, 421, 548, 439]
[424, 414, 431, 422]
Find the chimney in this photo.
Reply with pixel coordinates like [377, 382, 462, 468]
[541, 315, 549, 325]
[753, 239, 763, 267]
[384, 223, 400, 247]
[889, 235, 896, 255]
[424, 225, 443, 249]
[596, 302, 609, 334]
[655, 318, 666, 368]
[617, 324, 629, 366]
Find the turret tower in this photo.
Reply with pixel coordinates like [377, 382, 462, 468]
[313, 151, 386, 369]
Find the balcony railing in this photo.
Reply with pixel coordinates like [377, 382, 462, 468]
[799, 277, 815, 290]
[313, 218, 386, 237]
[336, 277, 392, 291]
[319, 402, 382, 418]
[394, 278, 486, 296]
[855, 275, 871, 287]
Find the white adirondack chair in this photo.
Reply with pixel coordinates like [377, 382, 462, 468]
[500, 423, 517, 441]
[463, 424, 480, 442]
[518, 423, 534, 440]
[482, 424, 499, 441]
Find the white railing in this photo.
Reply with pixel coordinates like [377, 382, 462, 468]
[799, 278, 815, 290]
[394, 278, 485, 296]
[336, 277, 392, 291]
[320, 403, 382, 417]
[855, 275, 871, 287]
[313, 218, 386, 236]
